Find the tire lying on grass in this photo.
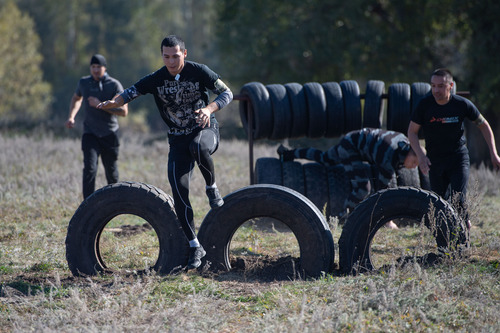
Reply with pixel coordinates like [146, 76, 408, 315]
[65, 181, 189, 276]
[197, 184, 335, 278]
[338, 186, 468, 275]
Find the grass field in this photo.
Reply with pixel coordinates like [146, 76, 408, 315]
[1, 128, 499, 332]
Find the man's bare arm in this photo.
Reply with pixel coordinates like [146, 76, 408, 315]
[408, 121, 431, 174]
[97, 94, 126, 111]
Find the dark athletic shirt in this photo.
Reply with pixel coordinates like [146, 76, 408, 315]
[75, 73, 124, 137]
[411, 94, 480, 159]
[121, 61, 224, 135]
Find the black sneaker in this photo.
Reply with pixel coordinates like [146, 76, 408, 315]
[187, 245, 206, 269]
[206, 187, 224, 208]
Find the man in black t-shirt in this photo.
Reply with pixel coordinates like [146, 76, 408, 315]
[98, 35, 233, 270]
[66, 54, 128, 199]
[408, 68, 500, 227]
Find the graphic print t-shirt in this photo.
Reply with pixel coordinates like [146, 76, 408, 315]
[132, 61, 220, 135]
[411, 94, 480, 159]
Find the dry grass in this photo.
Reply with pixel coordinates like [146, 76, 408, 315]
[1, 128, 500, 332]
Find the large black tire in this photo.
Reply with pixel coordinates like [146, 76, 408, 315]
[267, 84, 292, 140]
[282, 160, 305, 195]
[338, 187, 468, 275]
[322, 82, 344, 137]
[285, 83, 308, 138]
[239, 82, 273, 140]
[65, 181, 189, 276]
[411, 82, 431, 139]
[410, 82, 431, 113]
[326, 165, 351, 217]
[254, 157, 282, 185]
[197, 185, 335, 277]
[340, 80, 362, 133]
[303, 162, 330, 216]
[363, 80, 385, 129]
[304, 82, 327, 138]
[387, 83, 411, 134]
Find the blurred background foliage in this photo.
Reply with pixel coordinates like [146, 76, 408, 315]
[1, 0, 500, 149]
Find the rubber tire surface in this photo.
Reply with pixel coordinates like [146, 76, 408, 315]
[326, 165, 350, 217]
[304, 82, 327, 138]
[197, 184, 335, 277]
[363, 80, 385, 129]
[267, 84, 292, 139]
[285, 83, 308, 138]
[303, 162, 330, 216]
[65, 181, 189, 276]
[322, 82, 344, 137]
[411, 82, 431, 139]
[387, 83, 411, 134]
[239, 82, 273, 140]
[282, 160, 305, 195]
[340, 80, 362, 133]
[338, 187, 467, 275]
[410, 82, 431, 113]
[255, 157, 282, 185]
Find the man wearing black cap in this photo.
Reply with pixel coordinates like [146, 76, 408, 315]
[66, 54, 128, 199]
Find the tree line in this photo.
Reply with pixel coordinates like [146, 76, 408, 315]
[2, 0, 500, 141]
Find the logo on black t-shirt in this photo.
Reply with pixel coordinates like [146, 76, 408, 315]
[430, 116, 459, 124]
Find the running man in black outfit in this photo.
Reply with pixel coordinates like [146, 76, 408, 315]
[66, 54, 128, 199]
[408, 68, 500, 227]
[98, 35, 233, 269]
[279, 128, 419, 221]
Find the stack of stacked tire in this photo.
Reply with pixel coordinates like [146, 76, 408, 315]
[244, 80, 437, 216]
[239, 79, 454, 140]
[255, 157, 375, 217]
[386, 81, 438, 190]
[254, 157, 425, 218]
[239, 80, 386, 140]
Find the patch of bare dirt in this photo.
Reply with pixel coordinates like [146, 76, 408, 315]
[106, 223, 152, 237]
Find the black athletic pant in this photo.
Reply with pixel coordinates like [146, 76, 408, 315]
[429, 149, 470, 221]
[168, 123, 220, 241]
[81, 132, 119, 199]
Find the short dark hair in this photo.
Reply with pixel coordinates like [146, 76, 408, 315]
[432, 68, 453, 82]
[161, 35, 185, 52]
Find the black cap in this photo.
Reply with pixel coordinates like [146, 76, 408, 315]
[90, 54, 107, 67]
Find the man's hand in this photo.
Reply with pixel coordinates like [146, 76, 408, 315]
[194, 108, 211, 128]
[418, 155, 431, 175]
[97, 100, 118, 110]
[491, 153, 500, 170]
[65, 118, 75, 129]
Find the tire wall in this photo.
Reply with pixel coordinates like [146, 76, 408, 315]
[246, 80, 439, 217]
[239, 80, 439, 140]
[254, 157, 396, 218]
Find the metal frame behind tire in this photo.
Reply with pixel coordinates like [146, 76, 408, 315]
[197, 185, 335, 277]
[65, 181, 189, 276]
